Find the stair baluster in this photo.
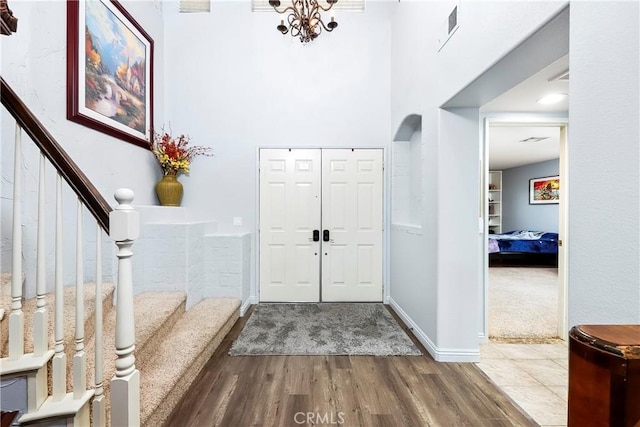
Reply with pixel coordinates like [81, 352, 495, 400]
[9, 123, 24, 360]
[33, 154, 48, 357]
[2, 77, 131, 426]
[93, 228, 106, 427]
[73, 199, 87, 399]
[52, 173, 66, 400]
[110, 189, 140, 427]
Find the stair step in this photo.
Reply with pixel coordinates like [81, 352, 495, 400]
[93, 292, 186, 426]
[1, 279, 115, 359]
[2, 272, 240, 427]
[18, 390, 93, 425]
[139, 298, 241, 427]
[82, 292, 187, 392]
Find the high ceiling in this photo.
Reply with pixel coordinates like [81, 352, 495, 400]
[483, 55, 568, 170]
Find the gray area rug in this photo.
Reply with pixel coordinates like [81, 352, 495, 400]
[229, 303, 422, 356]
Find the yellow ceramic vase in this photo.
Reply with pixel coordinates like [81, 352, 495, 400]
[155, 171, 183, 206]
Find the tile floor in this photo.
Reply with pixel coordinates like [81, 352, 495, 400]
[477, 341, 569, 427]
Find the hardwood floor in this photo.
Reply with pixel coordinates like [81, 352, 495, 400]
[164, 306, 535, 427]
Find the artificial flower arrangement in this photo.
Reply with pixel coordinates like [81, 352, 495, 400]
[150, 129, 212, 175]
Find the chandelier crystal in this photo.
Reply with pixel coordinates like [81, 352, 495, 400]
[268, 0, 339, 43]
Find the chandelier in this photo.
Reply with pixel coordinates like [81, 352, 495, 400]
[268, 0, 339, 43]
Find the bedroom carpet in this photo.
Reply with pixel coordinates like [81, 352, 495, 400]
[229, 303, 422, 356]
[489, 267, 559, 340]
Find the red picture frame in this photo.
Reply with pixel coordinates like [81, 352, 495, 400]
[67, 0, 153, 149]
[529, 175, 560, 205]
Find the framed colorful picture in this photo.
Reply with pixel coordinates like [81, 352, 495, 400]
[67, 0, 153, 148]
[529, 175, 560, 204]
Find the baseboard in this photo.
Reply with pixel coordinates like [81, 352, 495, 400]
[433, 348, 480, 362]
[388, 298, 480, 363]
[240, 296, 255, 317]
[388, 298, 439, 359]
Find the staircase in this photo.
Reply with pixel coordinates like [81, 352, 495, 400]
[0, 77, 241, 425]
[1, 275, 240, 425]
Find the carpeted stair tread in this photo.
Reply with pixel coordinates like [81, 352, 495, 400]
[1, 282, 115, 358]
[82, 291, 187, 392]
[0, 273, 23, 344]
[131, 292, 188, 366]
[0, 273, 14, 316]
[139, 298, 240, 427]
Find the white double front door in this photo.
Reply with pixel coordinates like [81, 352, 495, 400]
[259, 148, 383, 302]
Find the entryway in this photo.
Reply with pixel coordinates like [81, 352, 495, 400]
[484, 121, 568, 341]
[259, 148, 384, 303]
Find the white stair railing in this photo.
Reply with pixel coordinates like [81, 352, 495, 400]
[109, 189, 141, 427]
[52, 173, 67, 401]
[2, 78, 142, 425]
[73, 199, 87, 400]
[3, 123, 54, 415]
[93, 228, 106, 427]
[9, 123, 24, 360]
[34, 154, 48, 358]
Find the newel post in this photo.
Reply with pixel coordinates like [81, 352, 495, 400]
[109, 189, 140, 427]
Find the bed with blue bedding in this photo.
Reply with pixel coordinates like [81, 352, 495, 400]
[489, 230, 558, 266]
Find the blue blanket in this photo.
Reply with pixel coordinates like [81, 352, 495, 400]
[489, 230, 559, 254]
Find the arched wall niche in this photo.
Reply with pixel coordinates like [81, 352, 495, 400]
[392, 114, 422, 228]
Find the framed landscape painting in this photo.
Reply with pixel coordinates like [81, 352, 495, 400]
[529, 175, 560, 204]
[67, 0, 153, 148]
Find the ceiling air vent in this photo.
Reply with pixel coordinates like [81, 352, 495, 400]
[179, 0, 210, 13]
[548, 69, 570, 82]
[519, 137, 550, 143]
[438, 1, 460, 52]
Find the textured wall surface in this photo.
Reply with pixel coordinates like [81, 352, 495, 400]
[390, 1, 568, 358]
[568, 1, 640, 325]
[132, 206, 250, 308]
[502, 159, 560, 233]
[3, 1, 638, 363]
[1, 0, 165, 292]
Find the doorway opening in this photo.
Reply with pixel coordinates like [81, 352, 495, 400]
[258, 148, 384, 303]
[484, 122, 568, 342]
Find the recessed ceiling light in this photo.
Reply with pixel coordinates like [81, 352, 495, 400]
[537, 93, 568, 105]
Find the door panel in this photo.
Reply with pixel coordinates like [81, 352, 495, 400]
[260, 149, 321, 302]
[321, 149, 383, 302]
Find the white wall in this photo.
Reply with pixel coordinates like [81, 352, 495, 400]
[1, 0, 165, 292]
[391, 125, 422, 226]
[390, 1, 568, 360]
[3, 0, 637, 358]
[502, 158, 560, 233]
[568, 1, 640, 325]
[162, 3, 392, 229]
[437, 107, 481, 353]
[390, 0, 639, 361]
[163, 2, 393, 300]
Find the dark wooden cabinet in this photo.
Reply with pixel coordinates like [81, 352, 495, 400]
[568, 325, 640, 427]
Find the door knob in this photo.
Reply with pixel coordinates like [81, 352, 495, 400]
[323, 230, 330, 242]
[313, 230, 320, 242]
